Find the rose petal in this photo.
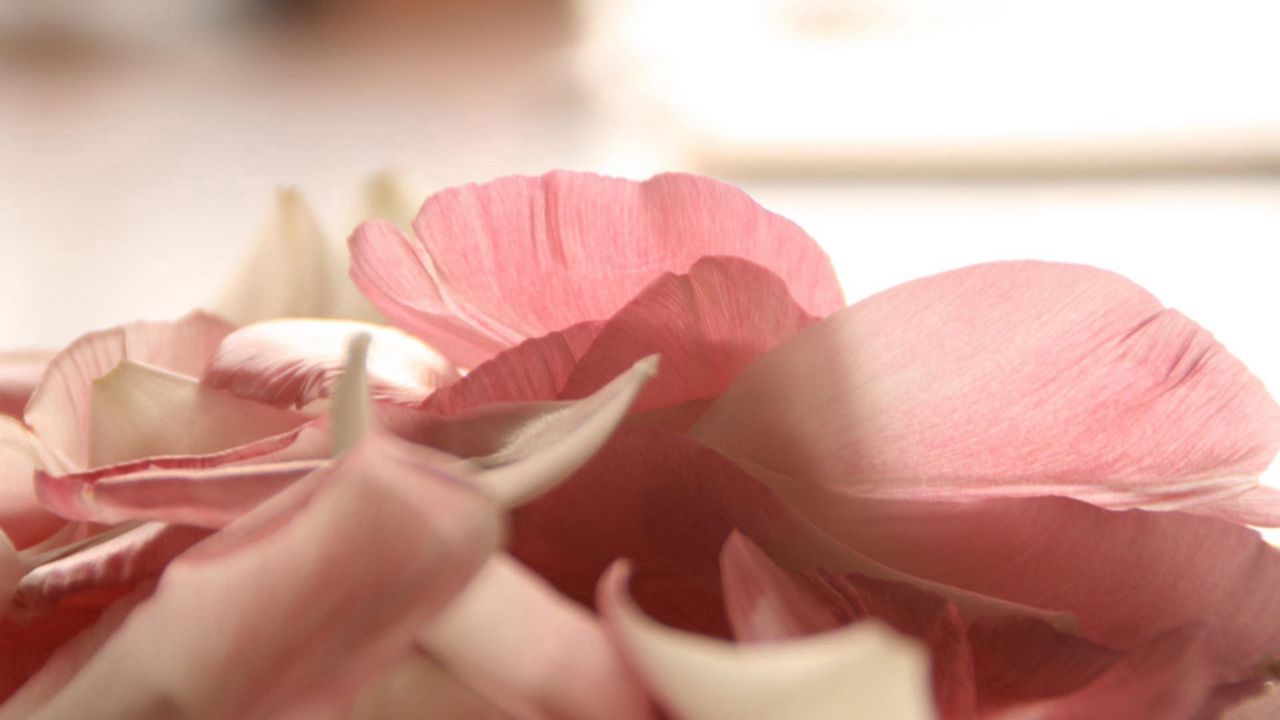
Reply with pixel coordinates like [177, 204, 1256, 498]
[20, 430, 500, 720]
[0, 418, 63, 548]
[784, 489, 1280, 682]
[87, 361, 307, 467]
[344, 651, 510, 720]
[203, 319, 459, 411]
[349, 171, 843, 367]
[420, 554, 653, 720]
[25, 312, 234, 469]
[0, 351, 53, 421]
[692, 261, 1280, 520]
[598, 561, 935, 720]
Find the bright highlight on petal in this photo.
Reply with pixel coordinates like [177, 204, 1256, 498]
[598, 562, 937, 720]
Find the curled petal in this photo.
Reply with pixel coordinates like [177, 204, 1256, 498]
[203, 319, 459, 411]
[0, 351, 52, 420]
[349, 171, 843, 367]
[0, 418, 63, 548]
[693, 261, 1280, 521]
[598, 562, 936, 720]
[15, 430, 500, 720]
[25, 312, 234, 469]
[87, 362, 307, 468]
[420, 554, 653, 720]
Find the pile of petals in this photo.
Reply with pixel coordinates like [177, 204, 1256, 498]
[2, 170, 1280, 719]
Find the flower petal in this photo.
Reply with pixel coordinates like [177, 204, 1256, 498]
[0, 351, 52, 421]
[692, 261, 1280, 520]
[598, 561, 936, 720]
[20, 430, 500, 720]
[25, 312, 234, 469]
[349, 171, 843, 367]
[783, 488, 1280, 682]
[419, 554, 653, 720]
[87, 361, 307, 467]
[344, 651, 509, 720]
[0, 418, 63, 548]
[203, 319, 459, 411]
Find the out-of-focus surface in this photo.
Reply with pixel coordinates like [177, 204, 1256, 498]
[3, 1, 1279, 524]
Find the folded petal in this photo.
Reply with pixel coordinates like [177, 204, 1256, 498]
[349, 171, 843, 367]
[87, 361, 307, 468]
[15, 523, 210, 610]
[783, 488, 1280, 683]
[0, 351, 52, 420]
[420, 554, 653, 720]
[692, 261, 1280, 520]
[25, 312, 234, 469]
[203, 319, 459, 410]
[20, 429, 500, 720]
[598, 562, 935, 720]
[0, 418, 63, 548]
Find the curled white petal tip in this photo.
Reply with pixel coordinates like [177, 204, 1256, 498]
[330, 333, 373, 456]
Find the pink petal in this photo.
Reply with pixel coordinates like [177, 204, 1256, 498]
[598, 561, 935, 720]
[349, 171, 843, 367]
[86, 361, 307, 467]
[0, 418, 63, 548]
[1220, 687, 1280, 720]
[203, 319, 459, 410]
[692, 261, 1280, 520]
[14, 522, 210, 610]
[344, 651, 510, 720]
[786, 489, 1280, 682]
[510, 427, 1070, 638]
[24, 312, 234, 469]
[20, 429, 500, 719]
[35, 461, 321, 528]
[419, 554, 654, 720]
[0, 351, 52, 421]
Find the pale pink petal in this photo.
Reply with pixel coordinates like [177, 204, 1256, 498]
[22, 430, 500, 720]
[35, 461, 321, 528]
[349, 171, 843, 367]
[204, 319, 459, 410]
[598, 562, 935, 720]
[14, 522, 210, 610]
[557, 257, 816, 419]
[421, 321, 602, 414]
[785, 489, 1280, 683]
[344, 651, 511, 720]
[510, 427, 1070, 639]
[0, 418, 63, 548]
[86, 361, 307, 467]
[24, 312, 234, 469]
[692, 261, 1280, 519]
[419, 554, 654, 720]
[1220, 687, 1280, 720]
[0, 351, 53, 420]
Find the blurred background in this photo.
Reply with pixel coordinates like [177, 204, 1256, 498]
[1, 0, 1278, 397]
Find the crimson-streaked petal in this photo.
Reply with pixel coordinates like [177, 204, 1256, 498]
[87, 361, 307, 467]
[420, 554, 653, 720]
[20, 430, 500, 720]
[14, 522, 210, 610]
[693, 261, 1280, 520]
[0, 351, 52, 420]
[204, 319, 459, 411]
[349, 171, 843, 367]
[0, 418, 63, 548]
[598, 562, 935, 720]
[24, 312, 234, 469]
[784, 489, 1280, 682]
[35, 462, 321, 528]
[510, 427, 1070, 638]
